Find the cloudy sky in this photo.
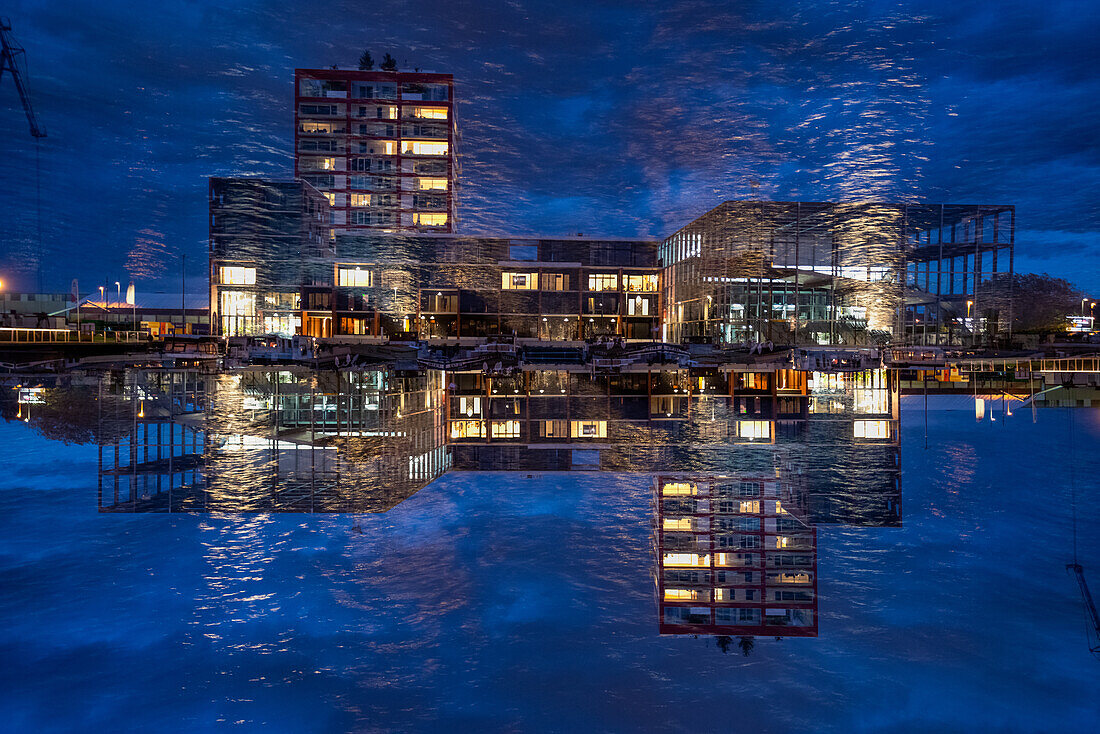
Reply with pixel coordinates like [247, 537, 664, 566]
[0, 0, 1097, 293]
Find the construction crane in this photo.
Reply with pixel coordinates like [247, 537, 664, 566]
[0, 17, 46, 138]
[0, 17, 47, 292]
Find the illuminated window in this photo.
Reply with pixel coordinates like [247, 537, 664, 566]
[664, 588, 699, 601]
[739, 500, 760, 513]
[322, 192, 336, 206]
[412, 106, 448, 119]
[662, 481, 696, 496]
[540, 419, 568, 438]
[402, 141, 449, 156]
[350, 194, 372, 207]
[738, 420, 772, 440]
[457, 396, 481, 417]
[299, 121, 336, 134]
[337, 267, 373, 287]
[624, 274, 658, 292]
[853, 388, 889, 414]
[302, 157, 336, 171]
[501, 272, 537, 290]
[413, 213, 448, 226]
[587, 274, 618, 291]
[663, 553, 710, 568]
[540, 273, 570, 291]
[854, 419, 890, 439]
[450, 420, 485, 439]
[219, 266, 256, 285]
[663, 517, 692, 531]
[417, 177, 448, 191]
[627, 295, 650, 316]
[491, 420, 521, 439]
[570, 420, 607, 438]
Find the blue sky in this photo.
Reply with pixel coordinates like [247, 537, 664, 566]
[1, 0, 1097, 293]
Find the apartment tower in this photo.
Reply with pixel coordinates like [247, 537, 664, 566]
[294, 66, 456, 234]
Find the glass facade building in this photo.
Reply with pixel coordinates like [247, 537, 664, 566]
[661, 201, 1014, 347]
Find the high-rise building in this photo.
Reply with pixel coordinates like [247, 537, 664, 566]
[294, 67, 457, 235]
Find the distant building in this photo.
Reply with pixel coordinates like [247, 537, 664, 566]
[294, 67, 457, 234]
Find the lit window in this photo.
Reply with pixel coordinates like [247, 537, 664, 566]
[739, 500, 760, 513]
[854, 419, 890, 439]
[302, 157, 336, 171]
[413, 213, 447, 226]
[322, 192, 336, 206]
[219, 290, 255, 315]
[299, 121, 336, 134]
[412, 106, 448, 119]
[663, 517, 692, 531]
[350, 194, 372, 207]
[417, 177, 448, 190]
[570, 420, 607, 438]
[491, 420, 521, 439]
[337, 267, 373, 288]
[458, 396, 481, 417]
[540, 273, 570, 291]
[219, 266, 256, 285]
[664, 588, 699, 601]
[624, 274, 658, 292]
[501, 272, 537, 290]
[662, 482, 696, 496]
[587, 274, 618, 291]
[627, 296, 650, 316]
[663, 553, 710, 568]
[540, 419, 568, 438]
[738, 420, 772, 440]
[450, 420, 485, 439]
[402, 140, 448, 156]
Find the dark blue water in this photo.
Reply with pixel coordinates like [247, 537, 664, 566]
[2, 406, 1098, 732]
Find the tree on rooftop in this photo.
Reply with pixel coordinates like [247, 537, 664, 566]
[737, 636, 755, 656]
[381, 53, 397, 71]
[358, 50, 374, 70]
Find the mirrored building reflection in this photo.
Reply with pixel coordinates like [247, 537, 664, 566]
[654, 469, 818, 637]
[95, 366, 448, 512]
[22, 357, 901, 641]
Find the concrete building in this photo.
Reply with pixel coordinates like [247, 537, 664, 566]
[295, 67, 457, 234]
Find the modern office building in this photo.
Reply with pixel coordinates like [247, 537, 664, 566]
[660, 201, 1014, 347]
[294, 67, 456, 234]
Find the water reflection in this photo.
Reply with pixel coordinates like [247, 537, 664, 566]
[4, 362, 902, 644]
